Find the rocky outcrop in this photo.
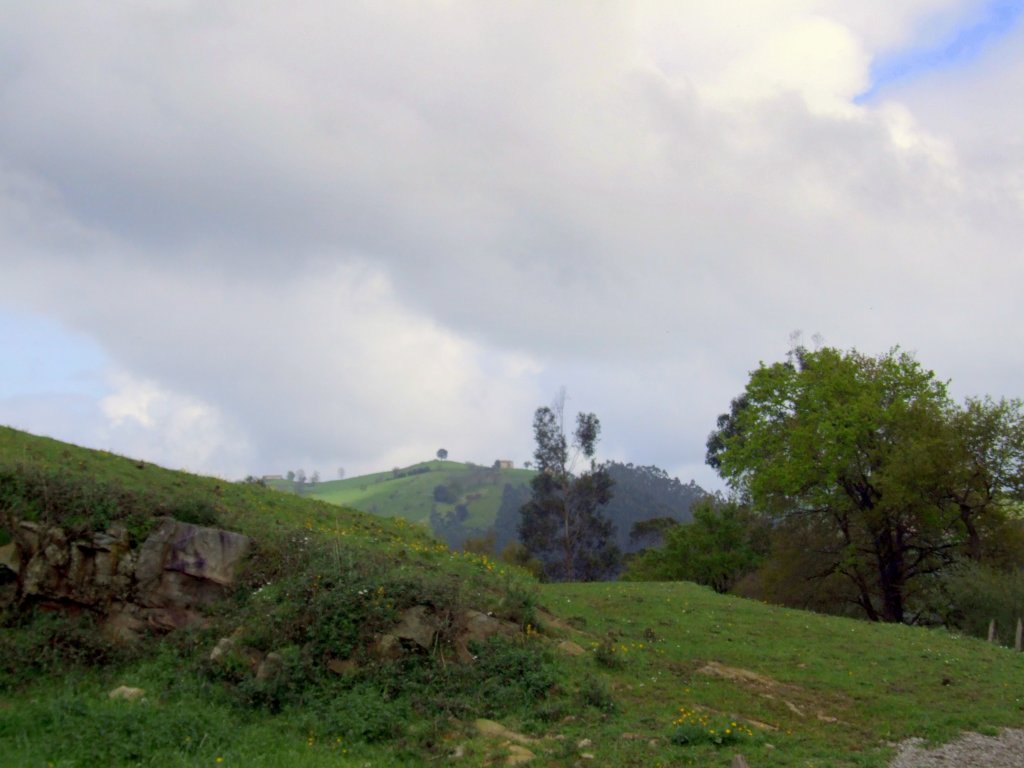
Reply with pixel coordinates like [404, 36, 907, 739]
[135, 517, 252, 609]
[0, 517, 252, 640]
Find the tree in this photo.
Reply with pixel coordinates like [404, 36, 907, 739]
[493, 481, 531, 551]
[310, 470, 320, 485]
[337, 467, 346, 480]
[519, 397, 619, 581]
[944, 397, 1024, 565]
[624, 498, 767, 592]
[707, 346, 984, 623]
[436, 448, 448, 460]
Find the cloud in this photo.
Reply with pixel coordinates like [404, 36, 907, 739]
[2, 251, 541, 477]
[1, 1, 1022, 486]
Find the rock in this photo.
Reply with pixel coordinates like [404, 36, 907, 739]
[579, 754, 595, 761]
[698, 661, 776, 687]
[0, 542, 20, 574]
[108, 686, 145, 701]
[375, 633, 402, 659]
[18, 521, 42, 552]
[731, 756, 750, 768]
[577, 738, 592, 749]
[145, 607, 207, 632]
[102, 607, 146, 644]
[391, 605, 437, 650]
[556, 640, 586, 656]
[474, 719, 536, 745]
[135, 518, 252, 609]
[505, 744, 535, 765]
[455, 610, 520, 662]
[210, 636, 237, 662]
[22, 552, 52, 596]
[256, 652, 283, 681]
[327, 658, 359, 675]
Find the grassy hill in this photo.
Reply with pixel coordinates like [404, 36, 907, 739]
[2, 427, 1024, 767]
[273, 460, 535, 530]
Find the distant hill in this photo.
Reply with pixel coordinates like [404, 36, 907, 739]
[269, 460, 534, 541]
[270, 459, 707, 552]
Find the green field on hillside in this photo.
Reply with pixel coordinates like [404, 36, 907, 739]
[275, 460, 536, 529]
[2, 427, 1024, 767]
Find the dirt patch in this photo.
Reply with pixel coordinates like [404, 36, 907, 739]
[696, 660, 846, 727]
[535, 608, 579, 634]
[697, 661, 777, 687]
[890, 729, 1024, 768]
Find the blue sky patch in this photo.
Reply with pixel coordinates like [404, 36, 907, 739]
[857, 0, 1024, 102]
[0, 308, 109, 399]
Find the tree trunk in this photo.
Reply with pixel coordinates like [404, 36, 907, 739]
[876, 529, 905, 623]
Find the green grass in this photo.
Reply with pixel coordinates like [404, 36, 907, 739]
[3, 426, 1024, 767]
[529, 581, 1024, 766]
[285, 460, 535, 529]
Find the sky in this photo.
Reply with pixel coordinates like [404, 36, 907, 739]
[2, 1, 1024, 491]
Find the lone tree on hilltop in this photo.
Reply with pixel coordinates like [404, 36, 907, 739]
[436, 448, 448, 460]
[519, 392, 619, 581]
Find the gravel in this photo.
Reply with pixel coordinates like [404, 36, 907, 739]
[889, 728, 1024, 768]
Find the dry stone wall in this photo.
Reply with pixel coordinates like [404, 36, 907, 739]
[0, 516, 251, 640]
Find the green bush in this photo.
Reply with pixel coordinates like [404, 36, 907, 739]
[0, 609, 134, 690]
[593, 637, 627, 669]
[941, 561, 1024, 645]
[576, 676, 617, 713]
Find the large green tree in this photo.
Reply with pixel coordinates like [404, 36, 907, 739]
[519, 399, 618, 581]
[707, 346, 1024, 623]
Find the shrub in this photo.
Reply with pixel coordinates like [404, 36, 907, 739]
[941, 561, 1024, 645]
[577, 676, 617, 713]
[0, 609, 134, 689]
[670, 706, 755, 747]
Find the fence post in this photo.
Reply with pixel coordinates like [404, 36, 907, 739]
[988, 619, 997, 644]
[1016, 618, 1022, 652]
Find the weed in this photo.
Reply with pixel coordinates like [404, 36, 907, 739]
[670, 706, 755, 747]
[0, 608, 135, 690]
[593, 636, 627, 669]
[576, 676, 617, 713]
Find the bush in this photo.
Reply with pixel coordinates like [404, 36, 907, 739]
[433, 484, 457, 504]
[0, 609, 135, 690]
[941, 562, 1024, 645]
[594, 637, 627, 670]
[577, 676, 617, 713]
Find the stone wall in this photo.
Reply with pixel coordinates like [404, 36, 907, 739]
[0, 516, 251, 641]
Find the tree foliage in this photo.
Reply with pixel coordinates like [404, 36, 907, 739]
[519, 400, 619, 581]
[624, 498, 767, 592]
[707, 346, 1024, 623]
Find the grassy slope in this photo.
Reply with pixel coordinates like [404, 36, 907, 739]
[2, 427, 1024, 766]
[280, 461, 536, 529]
[536, 581, 1024, 766]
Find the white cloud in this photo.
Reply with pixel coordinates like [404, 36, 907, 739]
[1, 1, 1022, 487]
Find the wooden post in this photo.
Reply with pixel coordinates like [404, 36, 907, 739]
[1015, 618, 1022, 652]
[988, 619, 997, 644]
